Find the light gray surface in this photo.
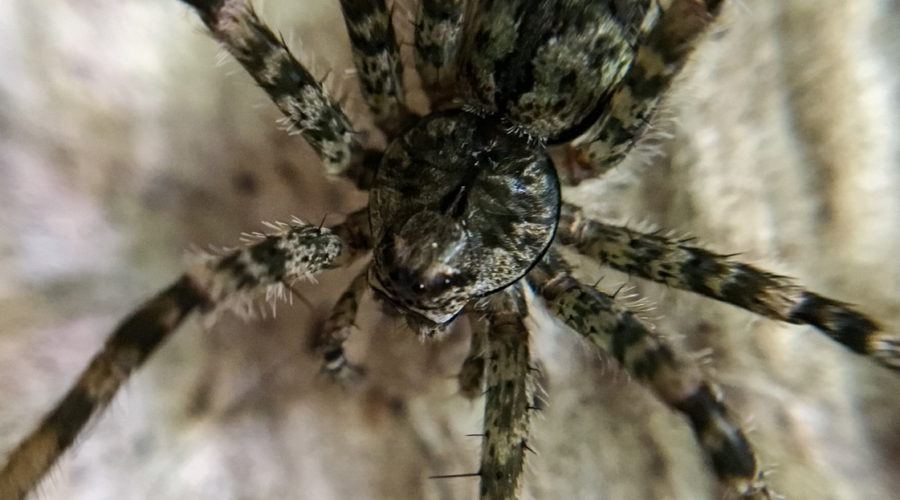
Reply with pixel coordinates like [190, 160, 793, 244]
[0, 1, 898, 499]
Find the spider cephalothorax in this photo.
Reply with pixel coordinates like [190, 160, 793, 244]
[370, 110, 559, 330]
[1, 1, 897, 500]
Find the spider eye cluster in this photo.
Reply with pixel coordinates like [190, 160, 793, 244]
[369, 110, 560, 327]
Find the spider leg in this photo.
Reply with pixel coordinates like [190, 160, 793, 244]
[528, 251, 771, 499]
[567, 0, 724, 181]
[329, 206, 374, 267]
[313, 206, 374, 381]
[179, 0, 359, 175]
[0, 279, 201, 500]
[0, 222, 342, 500]
[414, 0, 465, 109]
[458, 314, 489, 399]
[558, 203, 900, 372]
[339, 0, 412, 133]
[478, 284, 535, 500]
[315, 267, 369, 382]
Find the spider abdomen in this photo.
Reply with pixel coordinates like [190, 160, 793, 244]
[458, 0, 651, 140]
[370, 110, 560, 328]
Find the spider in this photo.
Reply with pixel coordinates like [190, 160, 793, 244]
[1, 0, 899, 499]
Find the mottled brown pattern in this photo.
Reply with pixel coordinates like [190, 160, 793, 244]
[0, 277, 203, 500]
[573, 0, 723, 175]
[458, 0, 650, 139]
[529, 254, 765, 497]
[415, 0, 466, 105]
[478, 286, 533, 500]
[339, 0, 407, 128]
[192, 0, 359, 173]
[370, 111, 558, 328]
[558, 203, 898, 371]
[0, 1, 897, 499]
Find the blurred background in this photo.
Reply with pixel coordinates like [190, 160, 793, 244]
[0, 1, 898, 499]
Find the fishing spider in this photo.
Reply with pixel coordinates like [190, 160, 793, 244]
[1, 0, 898, 499]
